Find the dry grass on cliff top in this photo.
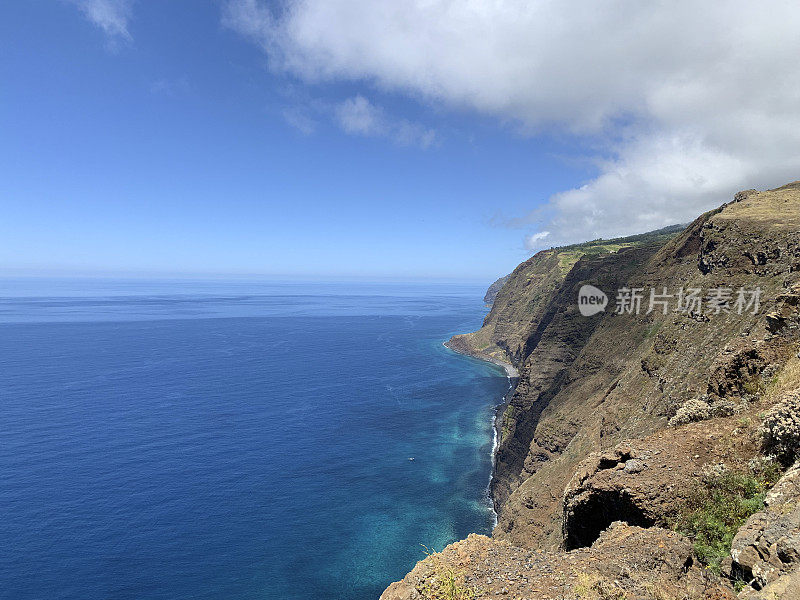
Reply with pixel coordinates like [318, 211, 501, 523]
[769, 354, 800, 398]
[717, 183, 800, 228]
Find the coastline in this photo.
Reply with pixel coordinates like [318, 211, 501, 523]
[442, 339, 519, 528]
[443, 338, 519, 378]
[488, 373, 517, 528]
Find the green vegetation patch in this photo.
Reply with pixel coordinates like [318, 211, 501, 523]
[500, 405, 515, 442]
[556, 250, 586, 275]
[676, 462, 783, 575]
[552, 224, 686, 275]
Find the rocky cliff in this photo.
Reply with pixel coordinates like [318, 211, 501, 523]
[382, 183, 800, 599]
[484, 275, 510, 306]
[449, 224, 685, 366]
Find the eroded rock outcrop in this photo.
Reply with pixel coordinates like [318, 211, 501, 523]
[562, 414, 761, 550]
[766, 284, 800, 334]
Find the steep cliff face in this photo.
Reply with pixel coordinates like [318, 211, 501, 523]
[382, 182, 800, 599]
[491, 184, 800, 549]
[491, 244, 663, 514]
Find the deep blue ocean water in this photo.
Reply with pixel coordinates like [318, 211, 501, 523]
[0, 279, 508, 600]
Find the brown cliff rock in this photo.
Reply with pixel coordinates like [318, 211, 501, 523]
[494, 185, 800, 548]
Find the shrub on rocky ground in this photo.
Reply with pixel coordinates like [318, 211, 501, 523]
[669, 395, 748, 427]
[669, 398, 712, 426]
[760, 392, 800, 466]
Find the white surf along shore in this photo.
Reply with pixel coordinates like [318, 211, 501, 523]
[442, 340, 519, 529]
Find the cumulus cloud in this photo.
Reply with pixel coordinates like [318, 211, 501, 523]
[72, 0, 133, 42]
[223, 0, 800, 248]
[275, 93, 435, 145]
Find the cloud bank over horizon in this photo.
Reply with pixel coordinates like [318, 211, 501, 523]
[224, 0, 800, 249]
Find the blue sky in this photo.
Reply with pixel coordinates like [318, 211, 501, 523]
[2, 1, 799, 281]
[0, 1, 589, 281]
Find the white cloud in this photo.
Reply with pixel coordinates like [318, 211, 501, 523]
[72, 0, 133, 42]
[336, 96, 384, 136]
[334, 95, 436, 147]
[275, 93, 436, 145]
[524, 231, 550, 251]
[223, 0, 800, 248]
[282, 107, 318, 135]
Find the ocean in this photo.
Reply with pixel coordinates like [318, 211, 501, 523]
[0, 279, 509, 600]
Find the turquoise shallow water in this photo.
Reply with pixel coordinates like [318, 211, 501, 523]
[0, 279, 508, 600]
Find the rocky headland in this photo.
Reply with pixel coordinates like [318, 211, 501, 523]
[484, 275, 511, 306]
[382, 183, 800, 599]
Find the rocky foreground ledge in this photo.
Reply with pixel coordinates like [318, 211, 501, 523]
[381, 457, 800, 600]
[382, 524, 734, 599]
[384, 183, 800, 599]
